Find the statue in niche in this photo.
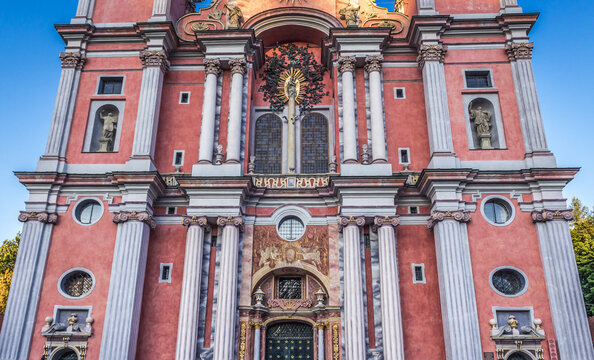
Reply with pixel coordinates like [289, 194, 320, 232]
[339, 3, 359, 27]
[98, 107, 119, 152]
[469, 104, 493, 149]
[224, 3, 243, 29]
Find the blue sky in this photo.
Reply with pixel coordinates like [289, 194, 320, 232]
[0, 0, 592, 241]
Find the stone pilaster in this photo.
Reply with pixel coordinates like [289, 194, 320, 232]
[365, 55, 387, 163]
[198, 58, 222, 163]
[338, 216, 366, 359]
[417, 0, 436, 15]
[72, 0, 96, 23]
[175, 216, 210, 360]
[212, 216, 244, 360]
[338, 56, 358, 163]
[150, 0, 171, 21]
[499, 0, 522, 14]
[99, 211, 156, 360]
[373, 216, 405, 360]
[226, 58, 247, 163]
[428, 210, 482, 360]
[418, 44, 457, 168]
[532, 210, 594, 359]
[0, 212, 57, 359]
[130, 50, 169, 161]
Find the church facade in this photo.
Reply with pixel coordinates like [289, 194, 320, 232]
[1, 0, 592, 359]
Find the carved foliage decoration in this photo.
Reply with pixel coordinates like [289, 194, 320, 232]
[418, 44, 447, 69]
[113, 211, 157, 229]
[506, 42, 534, 61]
[139, 50, 170, 72]
[427, 210, 471, 229]
[60, 52, 86, 70]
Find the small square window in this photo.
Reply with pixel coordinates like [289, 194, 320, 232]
[173, 150, 184, 166]
[167, 207, 176, 215]
[412, 264, 426, 284]
[159, 263, 172, 283]
[394, 87, 406, 99]
[409, 206, 419, 214]
[399, 148, 410, 164]
[98, 77, 124, 95]
[465, 71, 492, 88]
[179, 92, 191, 104]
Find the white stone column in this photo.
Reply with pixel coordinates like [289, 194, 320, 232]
[418, 44, 456, 168]
[198, 59, 222, 163]
[365, 55, 387, 163]
[175, 216, 209, 360]
[532, 210, 594, 359]
[226, 58, 247, 163]
[43, 52, 85, 160]
[374, 216, 405, 360]
[72, 0, 96, 23]
[99, 212, 155, 360]
[428, 210, 482, 360]
[0, 212, 56, 360]
[339, 216, 366, 359]
[316, 323, 325, 360]
[131, 50, 169, 159]
[213, 216, 244, 360]
[417, 0, 436, 15]
[252, 322, 262, 360]
[150, 0, 171, 21]
[338, 56, 358, 163]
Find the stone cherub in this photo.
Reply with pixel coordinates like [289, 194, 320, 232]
[469, 104, 493, 149]
[224, 3, 243, 29]
[98, 108, 119, 152]
[339, 3, 360, 27]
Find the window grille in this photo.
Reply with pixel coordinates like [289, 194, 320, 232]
[98, 77, 123, 94]
[254, 114, 282, 174]
[465, 71, 492, 88]
[61, 271, 93, 298]
[278, 217, 305, 241]
[54, 350, 78, 360]
[301, 113, 329, 174]
[278, 277, 302, 299]
[492, 269, 526, 296]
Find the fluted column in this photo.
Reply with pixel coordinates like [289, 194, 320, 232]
[175, 216, 210, 360]
[0, 212, 56, 360]
[72, 0, 95, 23]
[365, 56, 387, 163]
[417, 0, 436, 15]
[99, 211, 156, 360]
[150, 0, 171, 21]
[252, 322, 262, 360]
[338, 56, 358, 163]
[131, 50, 169, 158]
[339, 216, 366, 359]
[532, 210, 594, 359]
[499, 0, 522, 13]
[43, 52, 86, 159]
[213, 216, 244, 360]
[418, 44, 455, 167]
[506, 43, 549, 155]
[316, 323, 325, 360]
[373, 216, 405, 360]
[428, 210, 482, 360]
[198, 59, 222, 163]
[226, 58, 247, 163]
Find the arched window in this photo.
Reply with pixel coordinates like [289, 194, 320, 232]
[301, 113, 329, 174]
[507, 352, 531, 360]
[52, 349, 78, 360]
[90, 105, 119, 152]
[254, 114, 282, 174]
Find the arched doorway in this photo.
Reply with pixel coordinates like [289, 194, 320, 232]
[265, 322, 314, 359]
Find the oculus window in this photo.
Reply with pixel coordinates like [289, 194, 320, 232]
[60, 270, 94, 298]
[483, 198, 513, 225]
[74, 199, 103, 225]
[277, 216, 305, 241]
[491, 268, 527, 297]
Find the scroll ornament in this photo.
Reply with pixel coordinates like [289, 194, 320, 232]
[18, 211, 58, 224]
[113, 211, 157, 229]
[427, 210, 471, 229]
[531, 209, 574, 223]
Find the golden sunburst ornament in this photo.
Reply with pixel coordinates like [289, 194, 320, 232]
[277, 68, 306, 104]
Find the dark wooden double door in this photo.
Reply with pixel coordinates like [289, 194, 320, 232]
[266, 322, 314, 360]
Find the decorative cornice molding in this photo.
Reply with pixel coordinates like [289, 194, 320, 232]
[338, 216, 365, 231]
[427, 210, 471, 229]
[373, 216, 400, 231]
[364, 55, 383, 73]
[139, 50, 170, 72]
[113, 211, 156, 229]
[59, 52, 86, 70]
[505, 42, 534, 61]
[337, 56, 356, 74]
[531, 209, 574, 223]
[205, 58, 222, 76]
[217, 216, 244, 231]
[18, 211, 58, 224]
[417, 44, 447, 70]
[229, 57, 247, 75]
[182, 215, 210, 229]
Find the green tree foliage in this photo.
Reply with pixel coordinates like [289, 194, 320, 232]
[0, 233, 20, 313]
[571, 198, 594, 316]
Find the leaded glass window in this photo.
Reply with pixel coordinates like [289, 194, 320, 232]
[61, 270, 93, 298]
[301, 113, 329, 174]
[254, 114, 282, 174]
[491, 268, 527, 296]
[277, 217, 305, 241]
[278, 277, 302, 299]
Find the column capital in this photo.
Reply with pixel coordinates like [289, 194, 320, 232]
[531, 209, 574, 223]
[505, 42, 534, 61]
[339, 216, 365, 231]
[249, 321, 264, 330]
[59, 52, 86, 70]
[205, 58, 222, 76]
[18, 211, 58, 224]
[113, 211, 156, 230]
[182, 215, 210, 229]
[139, 49, 170, 72]
[229, 57, 247, 75]
[364, 55, 383, 73]
[373, 216, 400, 231]
[427, 210, 471, 229]
[217, 216, 244, 231]
[417, 44, 447, 70]
[337, 56, 356, 74]
[315, 321, 327, 330]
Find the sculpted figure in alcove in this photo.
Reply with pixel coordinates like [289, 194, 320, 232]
[469, 104, 493, 149]
[98, 108, 119, 152]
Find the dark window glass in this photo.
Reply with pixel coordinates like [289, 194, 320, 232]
[161, 265, 171, 281]
[507, 353, 530, 360]
[180, 92, 189, 103]
[98, 77, 123, 94]
[54, 350, 78, 360]
[492, 268, 526, 296]
[484, 199, 511, 224]
[410, 207, 418, 214]
[167, 207, 176, 215]
[278, 217, 305, 241]
[278, 277, 302, 299]
[414, 266, 424, 282]
[395, 88, 405, 99]
[465, 71, 492, 88]
[400, 149, 409, 163]
[174, 151, 183, 165]
[75, 200, 102, 225]
[254, 114, 282, 174]
[301, 113, 329, 174]
[61, 271, 93, 298]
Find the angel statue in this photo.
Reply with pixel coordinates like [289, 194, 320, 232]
[339, 3, 359, 27]
[224, 3, 243, 29]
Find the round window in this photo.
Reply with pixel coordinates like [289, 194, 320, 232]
[277, 217, 305, 241]
[60, 270, 94, 298]
[483, 198, 513, 225]
[74, 199, 103, 225]
[491, 268, 527, 297]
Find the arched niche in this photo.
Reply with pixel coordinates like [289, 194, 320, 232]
[463, 94, 507, 150]
[84, 101, 125, 153]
